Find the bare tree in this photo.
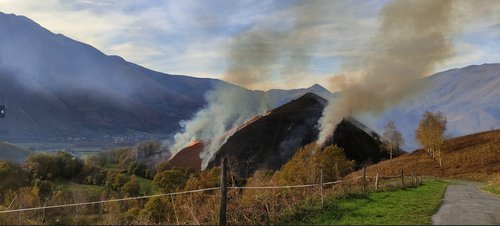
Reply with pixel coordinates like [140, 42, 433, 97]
[382, 120, 405, 159]
[416, 111, 447, 167]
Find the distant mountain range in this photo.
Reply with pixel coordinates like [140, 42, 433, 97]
[357, 63, 500, 149]
[0, 12, 498, 151]
[0, 12, 330, 142]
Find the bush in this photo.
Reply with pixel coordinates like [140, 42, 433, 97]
[0, 161, 29, 196]
[106, 171, 129, 191]
[153, 170, 188, 193]
[24, 151, 83, 180]
[24, 152, 60, 180]
[140, 197, 174, 224]
[79, 160, 107, 185]
[122, 175, 141, 197]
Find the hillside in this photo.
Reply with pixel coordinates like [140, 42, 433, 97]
[0, 141, 32, 163]
[348, 129, 500, 178]
[0, 12, 330, 142]
[206, 93, 387, 177]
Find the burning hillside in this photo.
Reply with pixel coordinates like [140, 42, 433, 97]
[167, 141, 204, 170]
[167, 92, 388, 177]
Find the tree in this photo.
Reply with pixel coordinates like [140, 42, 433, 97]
[136, 141, 161, 158]
[24, 153, 59, 180]
[320, 145, 355, 181]
[153, 170, 187, 193]
[127, 161, 146, 177]
[416, 111, 447, 167]
[122, 175, 141, 197]
[54, 151, 83, 179]
[382, 121, 405, 159]
[274, 143, 354, 185]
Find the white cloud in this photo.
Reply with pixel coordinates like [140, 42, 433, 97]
[0, 0, 498, 90]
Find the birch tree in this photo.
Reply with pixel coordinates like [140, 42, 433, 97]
[416, 111, 447, 167]
[383, 120, 405, 159]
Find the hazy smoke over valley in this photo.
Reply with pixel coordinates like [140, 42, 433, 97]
[168, 1, 331, 168]
[317, 0, 458, 145]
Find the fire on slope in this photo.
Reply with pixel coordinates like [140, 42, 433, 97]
[167, 111, 272, 170]
[166, 93, 389, 178]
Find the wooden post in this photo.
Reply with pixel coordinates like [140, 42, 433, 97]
[400, 170, 404, 188]
[320, 169, 324, 208]
[375, 172, 379, 191]
[219, 157, 227, 226]
[362, 167, 367, 192]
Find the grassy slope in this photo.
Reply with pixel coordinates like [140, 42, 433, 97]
[298, 181, 448, 225]
[483, 174, 500, 195]
[349, 130, 500, 179]
[0, 141, 33, 163]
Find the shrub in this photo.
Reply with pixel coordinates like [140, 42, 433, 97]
[106, 171, 129, 191]
[140, 197, 174, 224]
[153, 170, 188, 193]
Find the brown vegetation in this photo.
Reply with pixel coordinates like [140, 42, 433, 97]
[349, 129, 500, 179]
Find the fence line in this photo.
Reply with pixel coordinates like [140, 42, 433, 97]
[323, 176, 362, 185]
[0, 187, 219, 214]
[0, 172, 404, 214]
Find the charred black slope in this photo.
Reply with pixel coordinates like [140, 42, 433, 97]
[208, 93, 387, 178]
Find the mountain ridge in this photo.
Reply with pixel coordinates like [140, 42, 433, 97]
[0, 12, 331, 143]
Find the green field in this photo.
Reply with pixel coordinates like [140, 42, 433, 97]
[294, 181, 448, 225]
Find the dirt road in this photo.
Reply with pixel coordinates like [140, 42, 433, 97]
[432, 180, 500, 225]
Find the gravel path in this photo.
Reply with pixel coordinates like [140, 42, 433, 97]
[432, 180, 500, 225]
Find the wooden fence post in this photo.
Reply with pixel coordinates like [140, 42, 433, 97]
[320, 169, 324, 208]
[400, 170, 404, 188]
[375, 172, 379, 191]
[219, 157, 227, 226]
[362, 167, 367, 192]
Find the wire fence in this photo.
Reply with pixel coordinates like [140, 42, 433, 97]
[0, 171, 413, 215]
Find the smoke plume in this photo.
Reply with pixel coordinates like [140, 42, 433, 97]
[317, 0, 457, 145]
[168, 1, 331, 168]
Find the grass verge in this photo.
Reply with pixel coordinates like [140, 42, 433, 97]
[292, 181, 449, 225]
[482, 174, 500, 196]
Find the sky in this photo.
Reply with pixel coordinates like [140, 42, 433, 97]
[0, 0, 499, 91]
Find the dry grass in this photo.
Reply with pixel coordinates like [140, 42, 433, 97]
[348, 130, 500, 179]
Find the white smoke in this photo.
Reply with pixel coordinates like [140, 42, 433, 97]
[168, 1, 332, 169]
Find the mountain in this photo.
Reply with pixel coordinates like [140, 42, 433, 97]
[0, 141, 33, 163]
[357, 63, 500, 150]
[0, 12, 330, 143]
[205, 93, 387, 177]
[0, 12, 497, 153]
